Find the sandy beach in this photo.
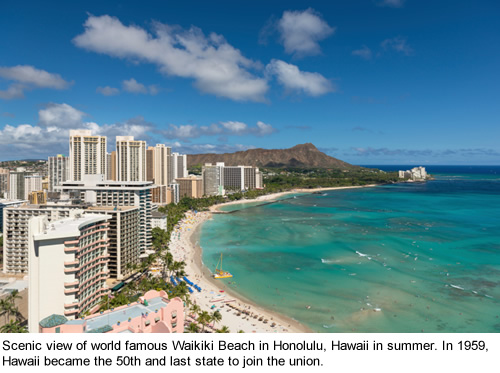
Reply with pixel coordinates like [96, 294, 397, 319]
[209, 185, 378, 212]
[169, 185, 378, 333]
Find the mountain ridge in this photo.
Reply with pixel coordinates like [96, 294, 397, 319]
[187, 143, 356, 169]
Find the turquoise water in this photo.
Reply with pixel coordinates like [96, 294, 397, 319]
[200, 169, 500, 332]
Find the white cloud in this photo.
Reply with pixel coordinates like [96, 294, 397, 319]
[96, 86, 120, 96]
[381, 36, 413, 55]
[38, 103, 86, 128]
[73, 15, 268, 102]
[175, 142, 256, 155]
[0, 84, 25, 100]
[255, 121, 275, 136]
[0, 101, 274, 159]
[278, 8, 334, 57]
[0, 65, 72, 100]
[220, 121, 248, 134]
[148, 85, 160, 95]
[0, 65, 71, 89]
[377, 0, 405, 8]
[122, 78, 158, 95]
[266, 59, 334, 96]
[162, 120, 277, 140]
[122, 78, 147, 94]
[0, 103, 153, 158]
[86, 116, 154, 142]
[352, 45, 373, 60]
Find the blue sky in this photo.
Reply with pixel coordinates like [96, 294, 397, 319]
[0, 0, 499, 164]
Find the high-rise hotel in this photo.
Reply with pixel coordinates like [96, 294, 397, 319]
[69, 130, 107, 181]
[116, 136, 146, 182]
[28, 213, 111, 332]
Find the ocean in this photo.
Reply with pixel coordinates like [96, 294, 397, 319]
[199, 166, 500, 332]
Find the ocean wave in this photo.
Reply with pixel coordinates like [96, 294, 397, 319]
[449, 284, 465, 290]
[321, 258, 340, 264]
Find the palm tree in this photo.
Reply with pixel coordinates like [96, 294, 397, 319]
[211, 310, 222, 329]
[8, 290, 22, 307]
[186, 322, 200, 333]
[0, 299, 16, 324]
[190, 304, 201, 317]
[197, 310, 212, 333]
[0, 320, 27, 333]
[216, 325, 230, 333]
[0, 299, 10, 324]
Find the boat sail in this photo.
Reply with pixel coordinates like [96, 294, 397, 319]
[213, 253, 233, 279]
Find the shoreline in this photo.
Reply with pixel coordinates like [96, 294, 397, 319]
[170, 184, 379, 333]
[209, 184, 379, 212]
[169, 211, 310, 333]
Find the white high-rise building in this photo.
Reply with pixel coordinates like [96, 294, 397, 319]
[57, 175, 153, 254]
[116, 136, 146, 182]
[202, 162, 225, 196]
[24, 174, 42, 200]
[28, 213, 111, 332]
[48, 155, 70, 192]
[69, 130, 107, 181]
[171, 152, 187, 181]
[3, 204, 82, 274]
[152, 144, 172, 186]
[0, 168, 9, 199]
[223, 165, 261, 191]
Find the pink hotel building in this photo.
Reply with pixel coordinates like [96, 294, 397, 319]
[38, 290, 184, 333]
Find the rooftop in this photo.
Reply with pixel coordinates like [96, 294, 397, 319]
[34, 213, 111, 240]
[84, 296, 169, 332]
[88, 206, 139, 212]
[151, 211, 166, 218]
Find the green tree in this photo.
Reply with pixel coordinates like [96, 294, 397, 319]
[0, 320, 27, 333]
[216, 325, 230, 333]
[211, 310, 222, 329]
[186, 322, 200, 333]
[197, 310, 212, 333]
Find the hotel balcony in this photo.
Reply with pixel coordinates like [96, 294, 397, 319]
[64, 301, 79, 309]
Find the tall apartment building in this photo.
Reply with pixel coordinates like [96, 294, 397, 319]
[175, 176, 203, 199]
[57, 175, 153, 254]
[28, 214, 111, 331]
[202, 162, 225, 196]
[0, 199, 25, 232]
[145, 144, 172, 204]
[223, 165, 262, 191]
[146, 147, 155, 182]
[0, 168, 9, 199]
[69, 130, 107, 181]
[151, 144, 172, 185]
[48, 155, 70, 192]
[116, 136, 146, 182]
[3, 204, 82, 274]
[9, 169, 32, 200]
[171, 153, 187, 181]
[87, 206, 140, 280]
[24, 174, 42, 200]
[169, 183, 180, 204]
